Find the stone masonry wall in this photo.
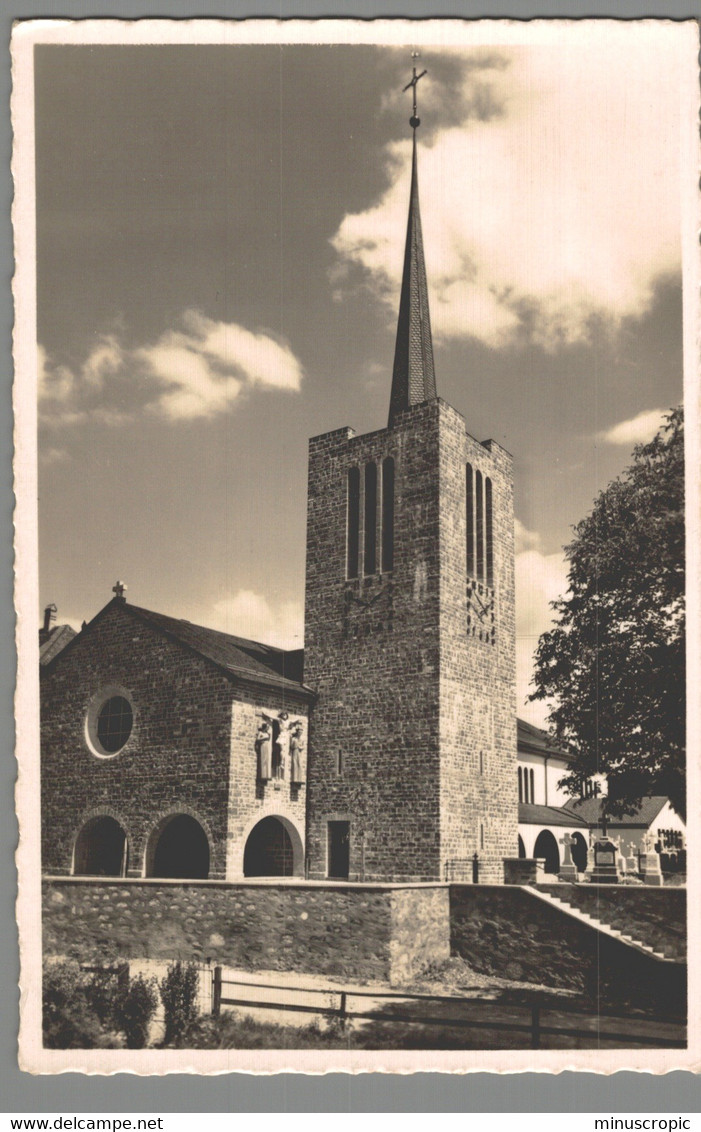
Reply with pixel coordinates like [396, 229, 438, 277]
[42, 878, 449, 985]
[450, 886, 686, 1014]
[304, 398, 516, 883]
[304, 408, 443, 881]
[227, 699, 308, 878]
[41, 602, 309, 881]
[438, 402, 517, 882]
[41, 603, 234, 879]
[537, 884, 686, 960]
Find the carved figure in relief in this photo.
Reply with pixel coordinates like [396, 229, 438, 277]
[275, 712, 290, 779]
[290, 722, 304, 783]
[255, 720, 272, 781]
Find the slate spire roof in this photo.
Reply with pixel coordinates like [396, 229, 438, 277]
[388, 121, 438, 426]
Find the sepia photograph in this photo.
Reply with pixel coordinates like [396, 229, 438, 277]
[12, 18, 699, 1074]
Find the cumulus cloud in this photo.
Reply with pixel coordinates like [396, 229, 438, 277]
[598, 408, 667, 447]
[332, 41, 683, 351]
[209, 590, 303, 650]
[515, 520, 567, 726]
[38, 311, 304, 426]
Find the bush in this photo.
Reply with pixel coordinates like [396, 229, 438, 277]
[43, 961, 123, 1049]
[159, 961, 200, 1046]
[114, 974, 159, 1049]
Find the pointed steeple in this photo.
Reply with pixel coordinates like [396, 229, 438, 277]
[388, 61, 437, 427]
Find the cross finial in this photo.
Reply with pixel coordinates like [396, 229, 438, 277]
[112, 580, 127, 600]
[402, 52, 428, 130]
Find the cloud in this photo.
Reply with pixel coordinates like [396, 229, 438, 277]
[38, 311, 304, 426]
[40, 447, 71, 467]
[598, 408, 667, 447]
[515, 520, 567, 726]
[209, 590, 303, 650]
[331, 41, 683, 351]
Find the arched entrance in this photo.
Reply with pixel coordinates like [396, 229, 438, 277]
[571, 831, 588, 872]
[147, 814, 210, 879]
[533, 829, 560, 875]
[243, 816, 303, 877]
[73, 815, 128, 876]
[518, 835, 526, 859]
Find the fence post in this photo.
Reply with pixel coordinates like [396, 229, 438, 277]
[338, 991, 347, 1022]
[472, 852, 479, 884]
[212, 966, 222, 1017]
[531, 1004, 541, 1049]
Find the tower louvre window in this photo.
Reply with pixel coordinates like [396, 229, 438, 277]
[485, 476, 493, 586]
[466, 463, 475, 576]
[530, 768, 535, 804]
[518, 766, 523, 802]
[364, 462, 378, 575]
[475, 469, 484, 581]
[346, 467, 360, 579]
[381, 457, 395, 572]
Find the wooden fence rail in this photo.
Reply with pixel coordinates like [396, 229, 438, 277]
[210, 968, 686, 1050]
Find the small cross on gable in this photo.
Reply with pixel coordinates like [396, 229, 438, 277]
[112, 580, 127, 600]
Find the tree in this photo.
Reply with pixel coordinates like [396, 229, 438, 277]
[530, 406, 685, 819]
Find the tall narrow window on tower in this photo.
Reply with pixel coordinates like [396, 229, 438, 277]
[485, 476, 494, 587]
[346, 467, 360, 579]
[364, 462, 378, 575]
[381, 457, 395, 572]
[475, 469, 484, 581]
[466, 463, 475, 576]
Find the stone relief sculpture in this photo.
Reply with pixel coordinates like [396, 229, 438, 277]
[255, 719, 272, 781]
[290, 722, 304, 783]
[275, 712, 290, 780]
[255, 711, 304, 784]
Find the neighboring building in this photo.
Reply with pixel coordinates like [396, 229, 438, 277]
[564, 795, 686, 874]
[515, 718, 686, 876]
[516, 719, 591, 874]
[39, 604, 76, 667]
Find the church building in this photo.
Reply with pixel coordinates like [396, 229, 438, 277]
[41, 76, 517, 885]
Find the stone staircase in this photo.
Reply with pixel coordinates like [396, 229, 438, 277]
[523, 886, 682, 963]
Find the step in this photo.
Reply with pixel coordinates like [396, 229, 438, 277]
[524, 886, 679, 963]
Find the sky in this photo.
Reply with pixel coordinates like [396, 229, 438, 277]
[34, 27, 692, 725]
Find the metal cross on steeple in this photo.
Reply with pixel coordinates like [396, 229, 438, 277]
[402, 53, 428, 129]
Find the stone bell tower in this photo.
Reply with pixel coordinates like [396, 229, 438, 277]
[304, 67, 517, 883]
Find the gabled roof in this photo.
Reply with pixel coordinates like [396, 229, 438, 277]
[518, 803, 588, 828]
[517, 717, 573, 762]
[43, 597, 312, 699]
[39, 623, 77, 666]
[561, 795, 670, 828]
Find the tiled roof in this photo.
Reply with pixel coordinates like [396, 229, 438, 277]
[517, 717, 573, 761]
[518, 803, 588, 828]
[561, 796, 670, 827]
[43, 597, 311, 697]
[125, 603, 309, 695]
[39, 623, 77, 666]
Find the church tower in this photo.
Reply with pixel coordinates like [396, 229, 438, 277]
[304, 67, 517, 883]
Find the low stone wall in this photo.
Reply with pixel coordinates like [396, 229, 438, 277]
[42, 878, 449, 986]
[450, 885, 686, 1015]
[537, 883, 686, 960]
